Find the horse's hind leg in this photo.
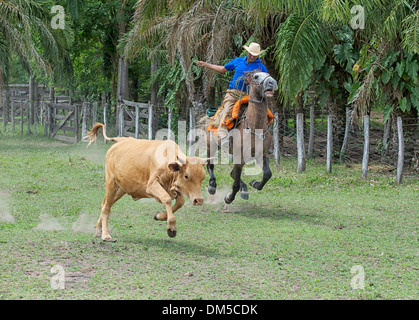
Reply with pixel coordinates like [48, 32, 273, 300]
[240, 180, 249, 200]
[225, 164, 243, 204]
[250, 156, 272, 191]
[207, 133, 218, 195]
[229, 167, 249, 200]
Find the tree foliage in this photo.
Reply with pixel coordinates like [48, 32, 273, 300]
[1, 0, 417, 124]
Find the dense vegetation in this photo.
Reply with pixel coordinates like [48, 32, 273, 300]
[1, 1, 418, 154]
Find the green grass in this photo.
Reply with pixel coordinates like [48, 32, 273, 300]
[0, 132, 418, 300]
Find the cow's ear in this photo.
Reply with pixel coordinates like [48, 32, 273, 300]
[168, 161, 182, 172]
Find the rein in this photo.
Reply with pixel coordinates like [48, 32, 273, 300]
[234, 73, 273, 140]
[240, 114, 271, 140]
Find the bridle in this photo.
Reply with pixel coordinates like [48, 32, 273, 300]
[234, 73, 274, 140]
[248, 73, 273, 104]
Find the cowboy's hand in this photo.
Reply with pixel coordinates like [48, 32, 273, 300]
[195, 61, 206, 67]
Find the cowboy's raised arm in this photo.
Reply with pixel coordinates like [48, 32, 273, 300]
[195, 61, 227, 74]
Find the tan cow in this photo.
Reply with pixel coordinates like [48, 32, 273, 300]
[86, 123, 208, 241]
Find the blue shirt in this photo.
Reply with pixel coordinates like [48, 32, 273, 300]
[224, 56, 268, 92]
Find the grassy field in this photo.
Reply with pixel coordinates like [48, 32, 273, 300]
[0, 133, 417, 300]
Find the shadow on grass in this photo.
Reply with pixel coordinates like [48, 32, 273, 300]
[215, 201, 330, 229]
[122, 236, 223, 258]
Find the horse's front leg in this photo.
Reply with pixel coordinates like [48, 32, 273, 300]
[225, 164, 243, 204]
[240, 179, 249, 200]
[207, 162, 217, 195]
[207, 132, 218, 195]
[250, 156, 272, 191]
[229, 165, 249, 200]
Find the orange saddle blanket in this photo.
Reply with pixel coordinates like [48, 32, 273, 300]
[207, 96, 275, 134]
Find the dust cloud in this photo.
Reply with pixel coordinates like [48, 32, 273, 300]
[72, 213, 96, 234]
[33, 214, 65, 231]
[205, 188, 230, 205]
[0, 191, 14, 223]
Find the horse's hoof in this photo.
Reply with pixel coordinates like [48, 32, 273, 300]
[208, 186, 216, 195]
[241, 191, 249, 200]
[250, 180, 259, 190]
[167, 229, 177, 238]
[224, 193, 233, 204]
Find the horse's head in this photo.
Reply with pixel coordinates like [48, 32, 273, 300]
[246, 71, 278, 100]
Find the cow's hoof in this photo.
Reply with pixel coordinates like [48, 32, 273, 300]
[102, 235, 117, 242]
[208, 186, 216, 195]
[241, 191, 249, 200]
[224, 193, 233, 204]
[167, 229, 177, 238]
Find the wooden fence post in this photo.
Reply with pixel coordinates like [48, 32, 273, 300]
[148, 102, 153, 140]
[33, 97, 38, 136]
[3, 87, 10, 131]
[102, 94, 107, 143]
[27, 98, 31, 135]
[81, 99, 88, 141]
[133, 105, 138, 139]
[47, 102, 52, 138]
[327, 115, 333, 173]
[11, 101, 15, 132]
[49, 86, 55, 102]
[29, 76, 34, 127]
[20, 101, 24, 136]
[75, 104, 80, 142]
[296, 113, 306, 172]
[273, 112, 280, 167]
[362, 115, 370, 179]
[118, 104, 124, 137]
[396, 116, 404, 185]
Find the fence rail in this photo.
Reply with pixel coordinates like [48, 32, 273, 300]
[1, 83, 418, 184]
[271, 112, 418, 182]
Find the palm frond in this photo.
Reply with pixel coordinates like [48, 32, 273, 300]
[402, 9, 419, 54]
[274, 12, 332, 105]
[319, 0, 351, 23]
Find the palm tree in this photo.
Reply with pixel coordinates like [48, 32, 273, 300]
[239, 0, 418, 156]
[124, 0, 417, 156]
[124, 0, 251, 116]
[0, 0, 73, 85]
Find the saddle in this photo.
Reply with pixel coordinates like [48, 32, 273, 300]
[207, 96, 275, 135]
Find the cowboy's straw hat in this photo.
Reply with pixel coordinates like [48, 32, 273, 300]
[243, 42, 265, 56]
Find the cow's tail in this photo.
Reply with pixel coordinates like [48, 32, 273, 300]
[85, 123, 121, 146]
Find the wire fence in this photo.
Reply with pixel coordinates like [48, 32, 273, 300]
[272, 110, 418, 175]
[1, 84, 418, 179]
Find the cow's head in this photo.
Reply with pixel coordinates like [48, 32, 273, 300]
[168, 156, 208, 206]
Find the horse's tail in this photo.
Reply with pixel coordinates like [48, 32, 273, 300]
[85, 123, 122, 146]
